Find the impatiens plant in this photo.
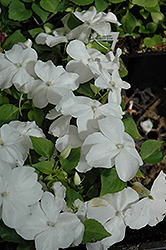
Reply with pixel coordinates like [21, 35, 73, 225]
[0, 5, 165, 250]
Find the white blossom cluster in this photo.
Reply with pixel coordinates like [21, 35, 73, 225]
[0, 6, 166, 250]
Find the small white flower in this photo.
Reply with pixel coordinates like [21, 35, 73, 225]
[0, 43, 37, 91]
[83, 116, 143, 181]
[0, 165, 43, 229]
[16, 191, 84, 250]
[125, 171, 166, 229]
[28, 60, 79, 108]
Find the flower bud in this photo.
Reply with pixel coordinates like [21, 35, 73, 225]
[74, 172, 81, 186]
[60, 144, 72, 159]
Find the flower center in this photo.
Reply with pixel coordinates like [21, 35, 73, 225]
[46, 81, 53, 86]
[16, 63, 22, 68]
[88, 58, 93, 62]
[116, 211, 121, 216]
[47, 221, 55, 227]
[109, 81, 115, 87]
[116, 143, 124, 149]
[1, 192, 8, 197]
[0, 139, 4, 146]
[92, 106, 97, 113]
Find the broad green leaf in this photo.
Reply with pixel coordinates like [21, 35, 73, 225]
[67, 13, 83, 30]
[1, 0, 11, 7]
[146, 22, 158, 33]
[132, 0, 158, 8]
[135, 169, 145, 179]
[0, 220, 26, 244]
[22, 0, 33, 2]
[82, 219, 111, 244]
[40, 0, 59, 13]
[139, 9, 149, 19]
[9, 0, 32, 21]
[3, 30, 26, 50]
[0, 104, 19, 126]
[95, 0, 109, 12]
[100, 168, 127, 196]
[91, 40, 110, 54]
[151, 12, 164, 24]
[143, 35, 163, 48]
[86, 183, 99, 199]
[108, 0, 126, 3]
[123, 118, 142, 140]
[28, 108, 44, 127]
[60, 147, 81, 174]
[119, 58, 128, 78]
[0, 96, 9, 106]
[121, 12, 137, 34]
[30, 136, 55, 160]
[66, 187, 83, 208]
[145, 3, 160, 12]
[28, 28, 45, 38]
[32, 161, 53, 174]
[141, 140, 164, 164]
[17, 243, 34, 250]
[70, 0, 94, 5]
[32, 3, 49, 23]
[76, 82, 96, 99]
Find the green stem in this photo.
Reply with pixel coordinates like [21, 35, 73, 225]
[19, 93, 24, 116]
[91, 34, 110, 52]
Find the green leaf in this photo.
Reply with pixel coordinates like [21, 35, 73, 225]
[0, 96, 9, 106]
[121, 12, 137, 34]
[100, 168, 127, 196]
[82, 219, 111, 244]
[9, 0, 32, 21]
[17, 243, 34, 250]
[86, 183, 99, 199]
[123, 118, 142, 140]
[1, 0, 12, 7]
[28, 108, 44, 127]
[67, 13, 83, 30]
[76, 82, 96, 99]
[70, 0, 94, 5]
[40, 0, 59, 13]
[66, 187, 83, 208]
[135, 169, 145, 179]
[60, 147, 81, 174]
[30, 136, 55, 160]
[0, 104, 19, 126]
[141, 140, 164, 164]
[32, 161, 53, 174]
[132, 0, 158, 8]
[0, 220, 26, 244]
[146, 22, 158, 33]
[28, 27, 45, 38]
[91, 40, 110, 54]
[32, 3, 49, 23]
[139, 9, 149, 19]
[143, 35, 163, 48]
[151, 12, 164, 24]
[119, 58, 128, 78]
[95, 0, 109, 12]
[108, 0, 126, 2]
[3, 30, 26, 50]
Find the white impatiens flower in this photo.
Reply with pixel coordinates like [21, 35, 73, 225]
[56, 90, 122, 139]
[86, 187, 139, 250]
[67, 6, 120, 42]
[35, 30, 68, 47]
[9, 120, 45, 161]
[16, 191, 84, 250]
[83, 116, 143, 181]
[125, 171, 166, 229]
[0, 43, 37, 91]
[0, 123, 25, 167]
[66, 39, 108, 83]
[0, 164, 43, 229]
[28, 60, 79, 108]
[95, 69, 130, 104]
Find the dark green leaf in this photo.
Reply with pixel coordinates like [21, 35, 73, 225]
[95, 0, 109, 12]
[40, 0, 59, 13]
[0, 97, 9, 106]
[66, 187, 83, 208]
[151, 12, 164, 24]
[91, 40, 110, 54]
[3, 30, 26, 50]
[119, 58, 128, 78]
[30, 136, 55, 160]
[32, 161, 53, 174]
[132, 0, 158, 8]
[28, 108, 44, 127]
[1, 0, 11, 7]
[100, 168, 127, 196]
[75, 82, 96, 99]
[67, 13, 83, 30]
[32, 3, 49, 23]
[70, 0, 94, 5]
[135, 169, 145, 179]
[139, 9, 149, 19]
[17, 242, 34, 250]
[60, 147, 81, 174]
[28, 28, 45, 38]
[121, 12, 137, 34]
[0, 220, 26, 244]
[82, 219, 111, 244]
[86, 183, 99, 199]
[146, 22, 158, 33]
[9, 0, 32, 21]
[108, 0, 126, 2]
[0, 104, 19, 126]
[141, 140, 164, 164]
[143, 35, 163, 48]
[123, 117, 142, 140]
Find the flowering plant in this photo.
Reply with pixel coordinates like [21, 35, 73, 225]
[0, 5, 165, 250]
